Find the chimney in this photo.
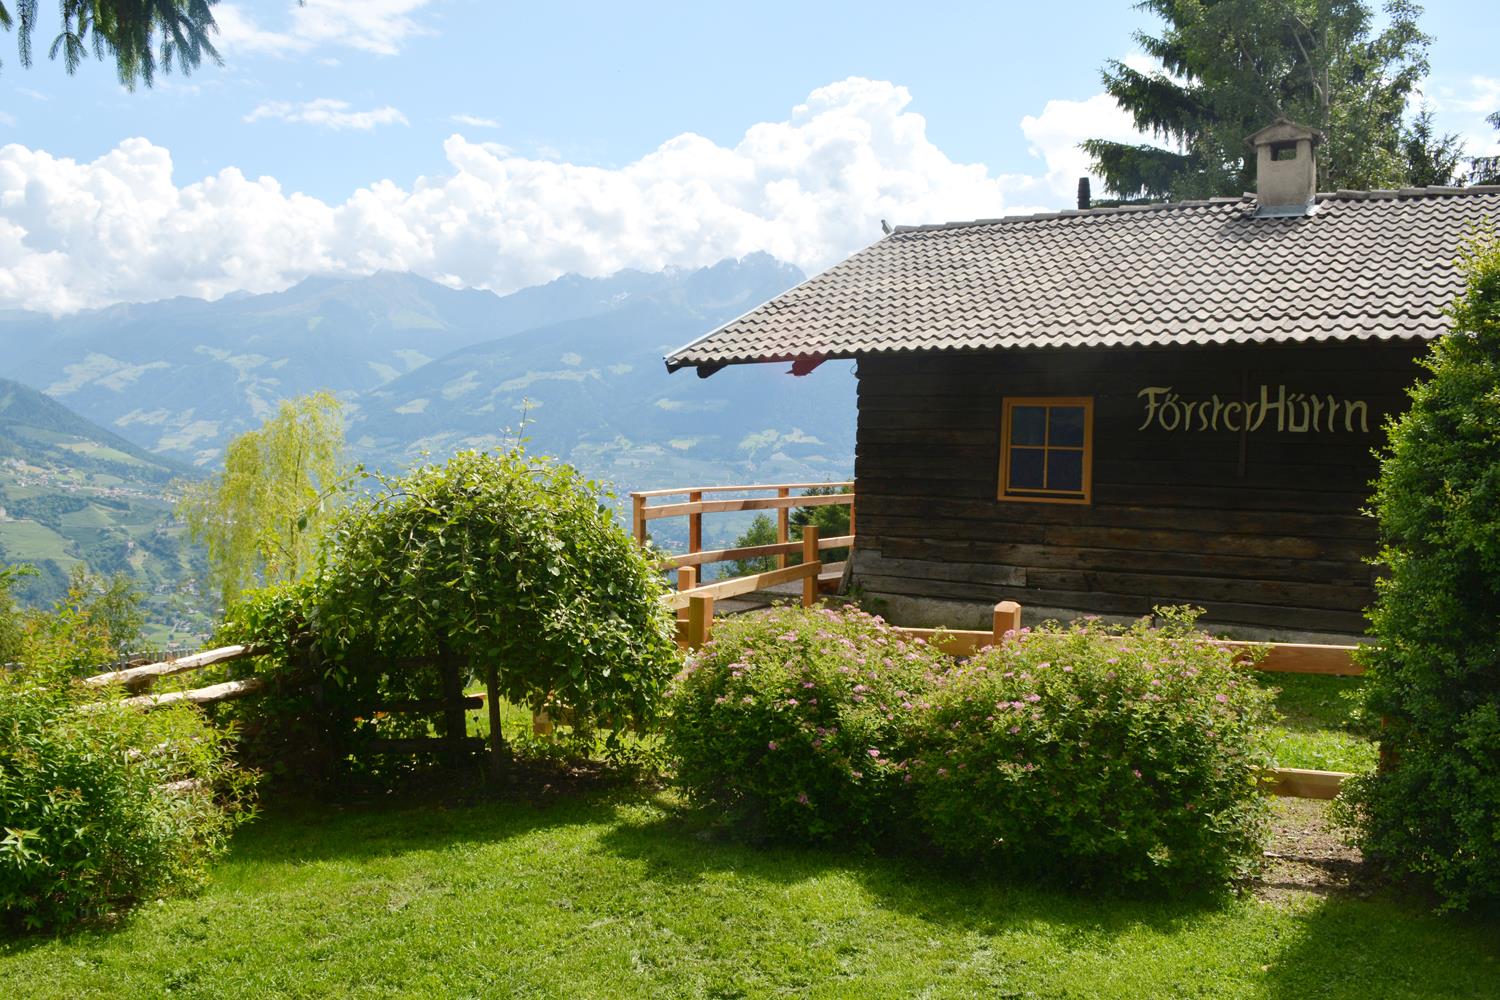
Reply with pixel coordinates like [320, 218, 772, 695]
[1076, 177, 1091, 211]
[1246, 117, 1323, 217]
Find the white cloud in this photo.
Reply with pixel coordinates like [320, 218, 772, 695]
[216, 0, 436, 57]
[0, 77, 1159, 315]
[0, 111, 14, 127]
[451, 114, 501, 129]
[245, 98, 408, 130]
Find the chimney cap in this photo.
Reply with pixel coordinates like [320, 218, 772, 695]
[1245, 116, 1324, 149]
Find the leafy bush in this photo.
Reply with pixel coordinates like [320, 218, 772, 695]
[0, 673, 254, 931]
[664, 604, 951, 843]
[1337, 230, 1500, 910]
[220, 449, 681, 780]
[908, 611, 1275, 891]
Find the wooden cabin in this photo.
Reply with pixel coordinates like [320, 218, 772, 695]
[665, 120, 1500, 641]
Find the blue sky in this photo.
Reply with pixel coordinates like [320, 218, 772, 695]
[1, 1, 1496, 314]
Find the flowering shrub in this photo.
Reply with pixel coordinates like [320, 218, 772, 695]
[908, 610, 1276, 890]
[664, 604, 950, 843]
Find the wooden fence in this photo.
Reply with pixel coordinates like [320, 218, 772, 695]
[672, 597, 1361, 801]
[83, 646, 503, 773]
[631, 481, 854, 598]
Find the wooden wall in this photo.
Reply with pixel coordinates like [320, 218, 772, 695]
[852, 340, 1427, 636]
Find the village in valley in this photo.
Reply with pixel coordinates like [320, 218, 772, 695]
[1, 2, 1498, 997]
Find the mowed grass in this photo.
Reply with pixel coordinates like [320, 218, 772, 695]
[1256, 672, 1379, 774]
[2, 788, 1496, 1000]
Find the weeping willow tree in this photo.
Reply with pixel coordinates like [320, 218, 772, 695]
[0, 1, 220, 88]
[179, 392, 349, 607]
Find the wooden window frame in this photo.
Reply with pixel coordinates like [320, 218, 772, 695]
[998, 396, 1094, 505]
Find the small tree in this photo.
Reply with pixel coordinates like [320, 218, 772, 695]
[1337, 229, 1500, 909]
[313, 449, 680, 768]
[0, 563, 32, 663]
[724, 513, 777, 578]
[179, 392, 348, 607]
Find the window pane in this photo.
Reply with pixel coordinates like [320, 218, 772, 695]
[1048, 406, 1085, 447]
[1047, 449, 1084, 492]
[1009, 447, 1045, 489]
[1011, 406, 1046, 446]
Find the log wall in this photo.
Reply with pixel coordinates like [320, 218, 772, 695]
[852, 340, 1427, 635]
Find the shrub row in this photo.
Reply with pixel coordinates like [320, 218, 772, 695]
[665, 605, 1276, 891]
[0, 671, 254, 932]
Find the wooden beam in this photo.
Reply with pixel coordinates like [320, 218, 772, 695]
[993, 600, 1022, 643]
[676, 565, 698, 622]
[1219, 641, 1363, 675]
[642, 493, 851, 522]
[891, 627, 994, 656]
[119, 676, 265, 710]
[802, 525, 820, 607]
[364, 737, 487, 755]
[776, 487, 790, 569]
[1265, 767, 1350, 799]
[84, 644, 261, 692]
[688, 490, 703, 554]
[664, 541, 801, 569]
[686, 595, 714, 649]
[662, 561, 821, 610]
[356, 696, 485, 714]
[631, 493, 648, 545]
[631, 481, 853, 499]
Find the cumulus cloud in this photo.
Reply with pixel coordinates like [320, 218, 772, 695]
[451, 114, 502, 128]
[245, 98, 409, 130]
[0, 77, 1159, 315]
[216, 0, 436, 57]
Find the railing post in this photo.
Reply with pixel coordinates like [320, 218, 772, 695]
[688, 490, 702, 556]
[631, 493, 647, 546]
[776, 487, 790, 569]
[847, 489, 856, 537]
[802, 525, 820, 608]
[687, 595, 714, 648]
[993, 601, 1022, 644]
[676, 565, 698, 625]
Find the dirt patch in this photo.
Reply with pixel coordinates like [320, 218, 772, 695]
[1252, 797, 1366, 904]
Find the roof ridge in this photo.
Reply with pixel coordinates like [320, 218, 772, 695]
[889, 185, 1500, 235]
[890, 196, 1252, 234]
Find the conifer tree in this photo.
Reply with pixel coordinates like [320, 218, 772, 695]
[0, 0, 219, 89]
[1084, 0, 1434, 199]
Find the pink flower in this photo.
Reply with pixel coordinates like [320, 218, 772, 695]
[1008, 725, 1021, 734]
[1132, 769, 1142, 778]
[867, 748, 880, 758]
[767, 741, 779, 751]
[1025, 693, 1041, 703]
[796, 792, 810, 805]
[1215, 694, 1229, 704]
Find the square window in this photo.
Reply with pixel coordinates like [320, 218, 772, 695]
[1010, 405, 1046, 446]
[1009, 447, 1045, 489]
[999, 397, 1093, 504]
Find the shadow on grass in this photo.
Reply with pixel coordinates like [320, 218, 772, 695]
[596, 794, 1229, 938]
[1260, 892, 1500, 1000]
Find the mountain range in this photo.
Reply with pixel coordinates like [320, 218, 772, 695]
[0, 254, 855, 492]
[0, 378, 207, 639]
[0, 255, 857, 629]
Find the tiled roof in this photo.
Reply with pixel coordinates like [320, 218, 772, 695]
[665, 187, 1500, 371]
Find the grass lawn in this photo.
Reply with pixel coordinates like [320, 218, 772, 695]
[1256, 672, 1378, 774]
[2, 785, 1495, 1000]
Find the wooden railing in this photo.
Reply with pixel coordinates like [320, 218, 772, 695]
[631, 481, 854, 589]
[84, 644, 265, 708]
[674, 598, 1363, 801]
